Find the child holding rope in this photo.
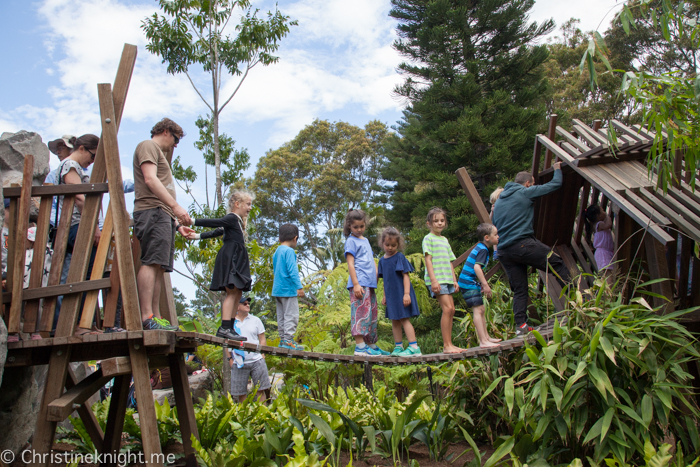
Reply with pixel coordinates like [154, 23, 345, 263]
[184, 189, 254, 341]
[378, 227, 421, 357]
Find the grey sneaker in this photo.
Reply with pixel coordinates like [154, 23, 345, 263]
[515, 323, 534, 337]
[143, 318, 175, 331]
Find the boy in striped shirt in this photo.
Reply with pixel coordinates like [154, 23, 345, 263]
[458, 223, 501, 348]
[423, 207, 464, 353]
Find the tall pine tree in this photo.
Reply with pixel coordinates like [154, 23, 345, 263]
[384, 0, 555, 255]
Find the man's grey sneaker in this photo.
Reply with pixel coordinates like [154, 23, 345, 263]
[143, 318, 176, 331]
[216, 326, 246, 341]
[515, 323, 534, 337]
[153, 316, 179, 331]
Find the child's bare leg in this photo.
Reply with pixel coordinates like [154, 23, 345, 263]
[438, 294, 464, 353]
[401, 318, 417, 343]
[354, 335, 365, 345]
[391, 320, 403, 344]
[473, 305, 498, 348]
[222, 287, 242, 321]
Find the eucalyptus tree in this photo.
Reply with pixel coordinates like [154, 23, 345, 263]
[142, 0, 296, 206]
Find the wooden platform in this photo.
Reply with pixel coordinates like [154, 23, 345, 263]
[6, 316, 564, 368]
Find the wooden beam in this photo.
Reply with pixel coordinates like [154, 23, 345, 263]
[23, 193, 53, 333]
[159, 273, 178, 327]
[678, 236, 692, 309]
[169, 353, 200, 467]
[532, 137, 543, 183]
[455, 167, 490, 223]
[636, 188, 700, 242]
[67, 366, 104, 453]
[80, 206, 114, 328]
[102, 251, 121, 328]
[643, 235, 675, 314]
[544, 114, 558, 169]
[2, 278, 112, 304]
[98, 83, 142, 332]
[101, 374, 130, 464]
[3, 183, 110, 198]
[574, 182, 591, 244]
[537, 135, 673, 244]
[129, 340, 163, 466]
[100, 355, 170, 377]
[556, 126, 589, 153]
[38, 193, 75, 333]
[32, 43, 138, 466]
[47, 368, 113, 422]
[8, 155, 34, 333]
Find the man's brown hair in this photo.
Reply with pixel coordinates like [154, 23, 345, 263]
[151, 118, 184, 138]
[514, 171, 534, 186]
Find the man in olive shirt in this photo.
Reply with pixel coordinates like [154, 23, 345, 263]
[133, 118, 192, 330]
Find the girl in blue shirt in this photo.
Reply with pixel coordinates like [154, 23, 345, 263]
[344, 209, 388, 356]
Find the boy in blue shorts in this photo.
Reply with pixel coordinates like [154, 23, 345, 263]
[458, 223, 502, 348]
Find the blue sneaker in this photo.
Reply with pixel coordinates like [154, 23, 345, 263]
[370, 346, 391, 356]
[354, 345, 383, 356]
[280, 339, 305, 351]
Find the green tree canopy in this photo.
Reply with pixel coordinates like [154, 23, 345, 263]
[142, 0, 296, 206]
[383, 0, 554, 255]
[253, 119, 389, 271]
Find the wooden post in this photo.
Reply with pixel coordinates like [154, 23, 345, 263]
[79, 206, 114, 328]
[678, 235, 692, 309]
[8, 155, 34, 333]
[102, 252, 122, 328]
[101, 374, 131, 465]
[66, 366, 104, 452]
[169, 353, 200, 467]
[23, 186, 53, 333]
[32, 44, 138, 464]
[574, 182, 591, 245]
[363, 362, 373, 392]
[532, 137, 543, 183]
[543, 115, 558, 169]
[455, 167, 490, 223]
[159, 273, 178, 327]
[643, 235, 674, 314]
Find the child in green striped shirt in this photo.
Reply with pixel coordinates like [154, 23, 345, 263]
[422, 207, 465, 354]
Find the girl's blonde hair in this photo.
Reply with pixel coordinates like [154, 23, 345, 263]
[426, 206, 447, 226]
[228, 189, 255, 230]
[343, 209, 369, 237]
[489, 187, 504, 205]
[379, 227, 405, 251]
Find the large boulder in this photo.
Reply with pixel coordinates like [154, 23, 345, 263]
[1, 131, 51, 220]
[0, 131, 50, 183]
[153, 371, 214, 406]
[0, 366, 42, 456]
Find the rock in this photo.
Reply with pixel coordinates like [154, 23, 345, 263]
[0, 366, 41, 456]
[153, 371, 213, 406]
[0, 131, 50, 182]
[0, 317, 6, 387]
[0, 131, 51, 221]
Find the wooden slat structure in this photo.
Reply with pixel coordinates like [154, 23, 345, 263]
[1, 45, 199, 467]
[528, 116, 700, 315]
[5, 319, 564, 368]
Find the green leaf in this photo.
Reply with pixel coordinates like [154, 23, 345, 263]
[505, 377, 515, 416]
[642, 394, 654, 428]
[480, 375, 508, 402]
[600, 407, 614, 441]
[599, 336, 617, 365]
[583, 416, 604, 445]
[590, 329, 601, 358]
[484, 436, 515, 467]
[532, 329, 547, 347]
[308, 412, 336, 447]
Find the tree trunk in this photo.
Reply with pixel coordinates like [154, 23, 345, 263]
[213, 111, 222, 207]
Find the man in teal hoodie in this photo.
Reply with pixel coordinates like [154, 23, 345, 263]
[492, 161, 570, 336]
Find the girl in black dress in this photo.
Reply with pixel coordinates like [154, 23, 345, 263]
[185, 189, 254, 341]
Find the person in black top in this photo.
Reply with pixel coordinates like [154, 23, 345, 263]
[184, 189, 254, 341]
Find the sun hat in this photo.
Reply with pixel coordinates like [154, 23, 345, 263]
[48, 135, 75, 155]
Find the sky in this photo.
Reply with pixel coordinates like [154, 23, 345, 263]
[0, 0, 621, 303]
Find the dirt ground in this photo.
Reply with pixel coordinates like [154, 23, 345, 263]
[12, 440, 495, 467]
